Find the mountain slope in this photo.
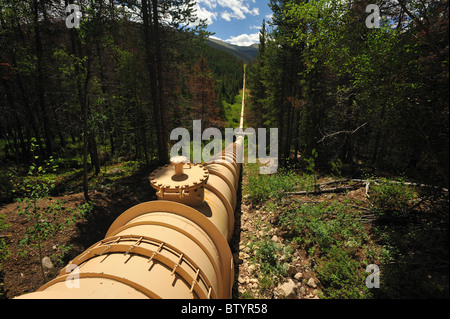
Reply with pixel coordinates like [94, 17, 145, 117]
[206, 38, 258, 63]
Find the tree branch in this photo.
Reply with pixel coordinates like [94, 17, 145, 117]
[317, 122, 367, 143]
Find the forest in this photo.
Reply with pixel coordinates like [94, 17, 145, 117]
[0, 0, 243, 201]
[247, 0, 448, 189]
[242, 0, 448, 299]
[0, 0, 448, 300]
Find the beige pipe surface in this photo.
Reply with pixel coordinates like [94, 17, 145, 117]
[17, 201, 234, 299]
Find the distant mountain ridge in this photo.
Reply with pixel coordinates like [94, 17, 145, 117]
[206, 38, 259, 63]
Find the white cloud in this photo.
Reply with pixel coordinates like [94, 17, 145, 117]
[209, 35, 224, 41]
[197, 0, 260, 23]
[194, 3, 218, 25]
[224, 32, 260, 46]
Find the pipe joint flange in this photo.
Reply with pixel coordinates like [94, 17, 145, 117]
[150, 157, 209, 207]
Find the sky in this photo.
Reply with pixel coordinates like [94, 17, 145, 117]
[194, 0, 273, 47]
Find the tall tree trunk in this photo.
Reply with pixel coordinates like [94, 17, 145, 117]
[142, 0, 164, 164]
[151, 0, 168, 164]
[66, 1, 91, 202]
[6, 13, 44, 158]
[96, 42, 115, 156]
[33, 0, 53, 158]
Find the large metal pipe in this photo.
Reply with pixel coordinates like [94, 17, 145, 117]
[16, 73, 247, 300]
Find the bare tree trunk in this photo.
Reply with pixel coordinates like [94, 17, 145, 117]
[151, 0, 168, 164]
[33, 0, 53, 158]
[142, 0, 165, 164]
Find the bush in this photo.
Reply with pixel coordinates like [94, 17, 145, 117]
[369, 178, 417, 218]
[316, 245, 370, 299]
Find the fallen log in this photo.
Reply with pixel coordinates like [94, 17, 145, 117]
[287, 184, 363, 195]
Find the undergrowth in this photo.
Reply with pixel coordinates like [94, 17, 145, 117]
[243, 163, 448, 299]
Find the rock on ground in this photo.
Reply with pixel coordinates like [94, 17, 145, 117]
[276, 279, 298, 299]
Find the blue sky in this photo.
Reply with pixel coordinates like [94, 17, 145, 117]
[194, 0, 273, 46]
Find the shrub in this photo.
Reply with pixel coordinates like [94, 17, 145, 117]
[369, 178, 417, 218]
[316, 245, 370, 299]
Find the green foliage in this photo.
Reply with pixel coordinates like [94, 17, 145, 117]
[278, 202, 374, 298]
[304, 149, 319, 190]
[316, 245, 370, 299]
[279, 203, 368, 252]
[203, 47, 244, 105]
[247, 235, 292, 291]
[0, 214, 10, 266]
[246, 164, 297, 203]
[247, 0, 449, 186]
[371, 190, 449, 298]
[223, 90, 245, 128]
[369, 179, 418, 218]
[330, 158, 343, 180]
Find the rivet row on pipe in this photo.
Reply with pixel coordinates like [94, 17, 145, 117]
[16, 69, 247, 299]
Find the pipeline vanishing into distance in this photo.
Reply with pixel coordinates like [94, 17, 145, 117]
[17, 71, 247, 299]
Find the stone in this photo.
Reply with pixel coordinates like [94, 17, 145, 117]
[276, 279, 297, 299]
[42, 256, 54, 270]
[298, 286, 306, 296]
[307, 277, 317, 288]
[247, 264, 255, 274]
[294, 272, 303, 281]
[271, 235, 280, 243]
